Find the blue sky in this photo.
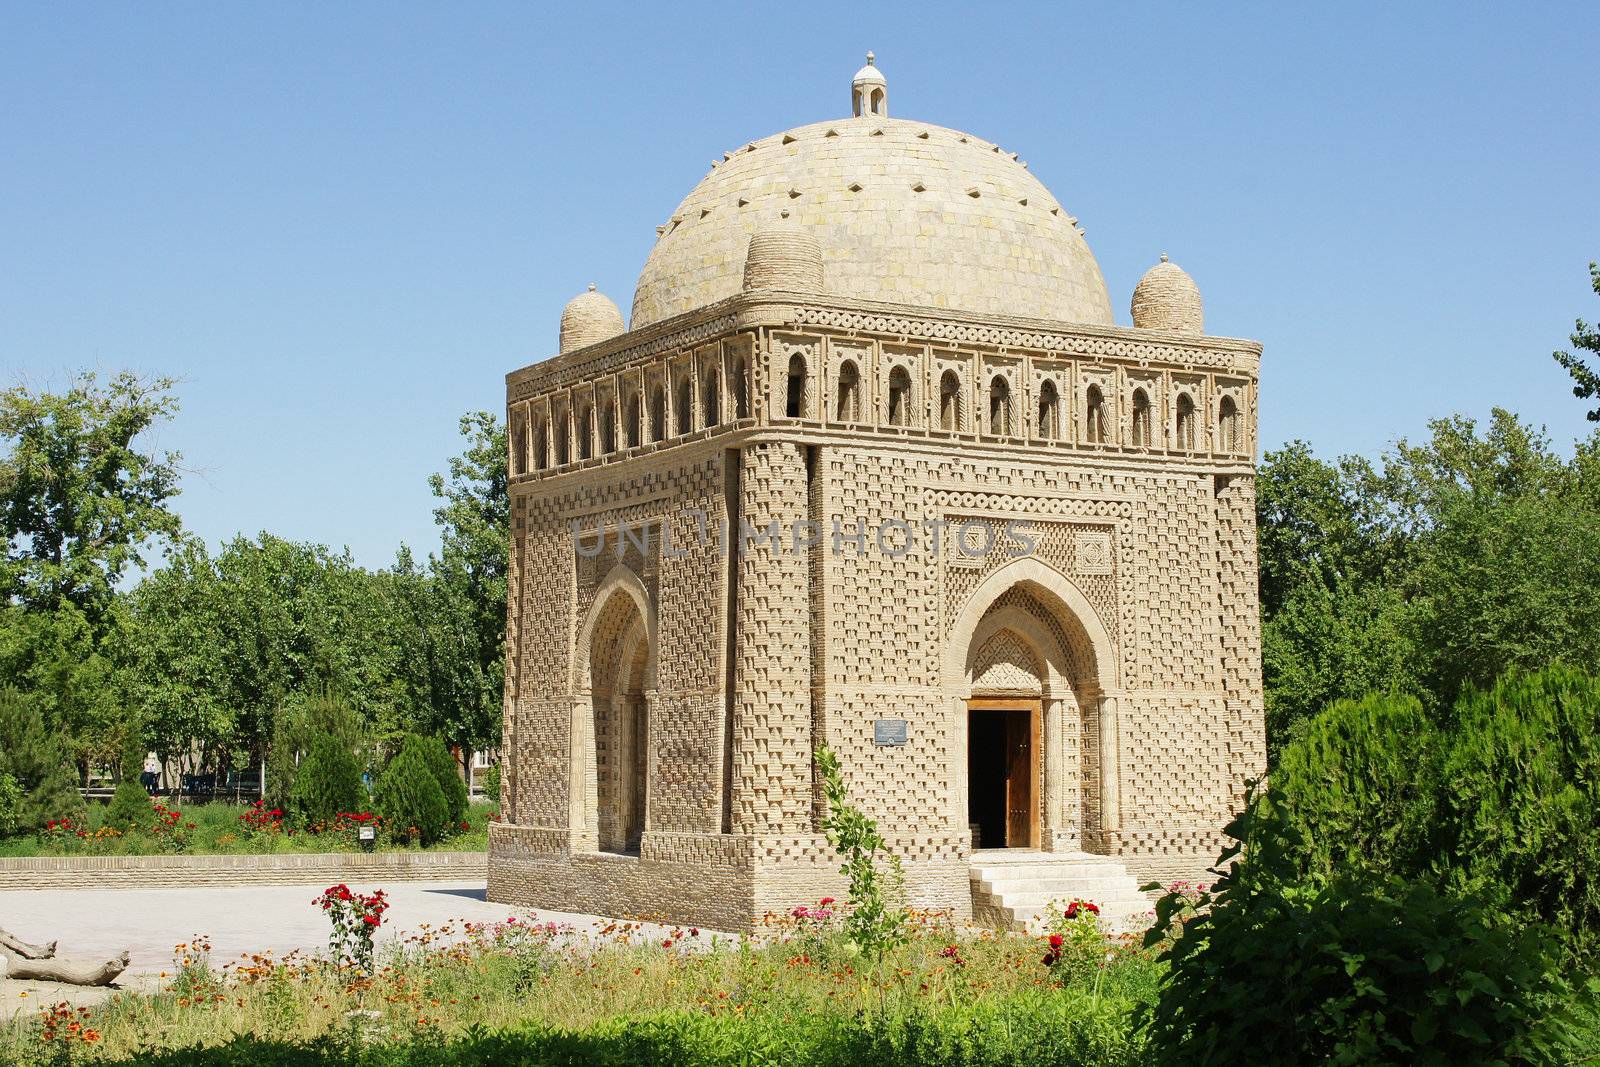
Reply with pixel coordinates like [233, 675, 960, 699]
[3, 3, 1597, 569]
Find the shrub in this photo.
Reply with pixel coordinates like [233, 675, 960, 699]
[268, 687, 366, 808]
[1142, 787, 1586, 1066]
[289, 736, 366, 827]
[1272, 692, 1444, 881]
[0, 770, 20, 837]
[1444, 666, 1600, 960]
[481, 761, 501, 808]
[415, 735, 469, 827]
[0, 686, 83, 831]
[103, 725, 152, 832]
[374, 736, 450, 845]
[816, 745, 909, 967]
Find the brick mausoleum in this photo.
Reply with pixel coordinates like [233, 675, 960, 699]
[487, 56, 1266, 933]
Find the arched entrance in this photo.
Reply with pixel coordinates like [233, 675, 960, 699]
[571, 566, 656, 855]
[945, 558, 1119, 853]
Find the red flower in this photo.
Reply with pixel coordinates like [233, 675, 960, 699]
[818, 897, 836, 906]
[1048, 933, 1065, 950]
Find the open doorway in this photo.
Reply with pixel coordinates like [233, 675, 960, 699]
[967, 700, 1039, 849]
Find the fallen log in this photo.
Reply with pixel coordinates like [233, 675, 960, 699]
[0, 926, 129, 987]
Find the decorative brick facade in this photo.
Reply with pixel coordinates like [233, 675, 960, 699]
[489, 58, 1264, 931]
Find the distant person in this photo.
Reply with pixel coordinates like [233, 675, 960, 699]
[141, 753, 160, 795]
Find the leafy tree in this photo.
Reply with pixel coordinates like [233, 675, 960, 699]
[0, 686, 83, 830]
[102, 722, 152, 832]
[417, 412, 508, 770]
[288, 735, 366, 827]
[1553, 261, 1600, 421]
[0, 371, 182, 621]
[415, 734, 469, 827]
[1257, 413, 1600, 752]
[374, 735, 451, 845]
[125, 534, 409, 785]
[0, 599, 126, 769]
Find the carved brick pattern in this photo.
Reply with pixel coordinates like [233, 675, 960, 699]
[732, 443, 813, 835]
[970, 629, 1042, 692]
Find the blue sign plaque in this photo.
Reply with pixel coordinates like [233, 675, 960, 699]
[873, 718, 909, 746]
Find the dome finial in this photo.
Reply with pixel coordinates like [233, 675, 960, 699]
[1159, 252, 1169, 263]
[587, 282, 596, 291]
[852, 51, 887, 118]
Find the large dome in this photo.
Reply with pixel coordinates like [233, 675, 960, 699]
[631, 115, 1113, 328]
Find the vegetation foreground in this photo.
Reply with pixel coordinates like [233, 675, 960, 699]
[1, 911, 1157, 1066]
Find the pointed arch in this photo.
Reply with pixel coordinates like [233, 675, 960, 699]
[944, 556, 1117, 696]
[571, 564, 657, 695]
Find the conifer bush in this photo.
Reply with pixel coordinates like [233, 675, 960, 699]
[1142, 786, 1586, 1066]
[103, 726, 153, 832]
[289, 735, 366, 827]
[0, 770, 21, 837]
[1444, 666, 1600, 959]
[374, 736, 450, 845]
[1271, 692, 1444, 880]
[0, 686, 83, 831]
[416, 735, 469, 827]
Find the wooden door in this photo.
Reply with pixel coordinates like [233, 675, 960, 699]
[1004, 712, 1035, 847]
[970, 698, 1040, 849]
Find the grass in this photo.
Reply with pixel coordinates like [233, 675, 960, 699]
[0, 800, 494, 858]
[0, 911, 1159, 1065]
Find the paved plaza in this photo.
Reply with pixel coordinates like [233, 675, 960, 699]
[1, 880, 707, 1016]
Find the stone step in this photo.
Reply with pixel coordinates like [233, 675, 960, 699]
[1007, 900, 1154, 934]
[968, 849, 1153, 936]
[973, 874, 1140, 898]
[985, 886, 1153, 909]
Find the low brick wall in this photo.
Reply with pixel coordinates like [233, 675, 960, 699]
[0, 851, 486, 891]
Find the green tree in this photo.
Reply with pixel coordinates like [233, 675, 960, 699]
[124, 534, 408, 787]
[1141, 787, 1581, 1066]
[288, 735, 366, 827]
[374, 735, 450, 845]
[418, 412, 508, 772]
[102, 721, 153, 832]
[1553, 261, 1600, 421]
[1445, 666, 1600, 960]
[0, 371, 182, 621]
[0, 687, 83, 830]
[266, 687, 367, 808]
[1272, 693, 1443, 880]
[0, 770, 21, 837]
[415, 734, 469, 827]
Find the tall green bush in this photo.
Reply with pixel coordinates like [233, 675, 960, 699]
[289, 735, 366, 826]
[416, 735, 468, 827]
[1142, 787, 1586, 1066]
[0, 686, 83, 831]
[374, 736, 450, 845]
[0, 771, 21, 837]
[1444, 666, 1600, 959]
[268, 687, 366, 808]
[1272, 692, 1443, 880]
[103, 724, 152, 832]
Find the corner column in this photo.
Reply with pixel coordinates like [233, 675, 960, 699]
[730, 442, 814, 835]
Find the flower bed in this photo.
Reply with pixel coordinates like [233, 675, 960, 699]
[0, 801, 492, 858]
[0, 901, 1163, 1065]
